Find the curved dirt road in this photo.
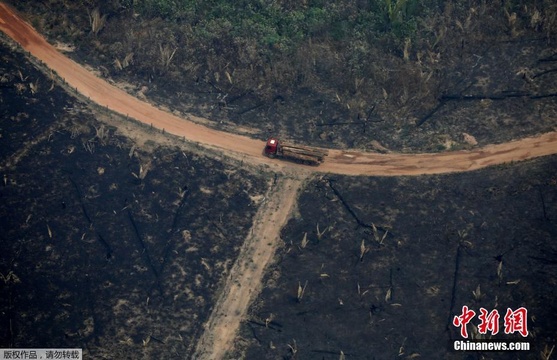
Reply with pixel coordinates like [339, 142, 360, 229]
[3, 4, 557, 360]
[1, 3, 556, 177]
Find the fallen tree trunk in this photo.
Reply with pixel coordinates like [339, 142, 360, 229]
[415, 100, 447, 127]
[440, 91, 557, 101]
[418, 91, 557, 127]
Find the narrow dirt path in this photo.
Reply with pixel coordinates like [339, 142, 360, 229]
[193, 175, 306, 360]
[1, 2, 556, 177]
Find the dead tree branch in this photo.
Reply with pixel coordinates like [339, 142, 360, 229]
[415, 100, 448, 127]
[316, 121, 363, 127]
[327, 179, 389, 235]
[68, 176, 113, 259]
[538, 53, 557, 62]
[247, 319, 282, 332]
[237, 102, 265, 115]
[154, 186, 190, 288]
[170, 186, 189, 232]
[418, 90, 557, 128]
[533, 68, 557, 78]
[128, 210, 163, 296]
[446, 242, 462, 335]
[227, 90, 253, 104]
[440, 91, 557, 101]
[538, 186, 549, 221]
[530, 92, 557, 99]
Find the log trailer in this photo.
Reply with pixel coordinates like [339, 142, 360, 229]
[264, 137, 328, 166]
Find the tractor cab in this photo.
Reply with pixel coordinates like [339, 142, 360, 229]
[264, 137, 279, 156]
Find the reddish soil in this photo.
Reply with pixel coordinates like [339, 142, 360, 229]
[2, 3, 557, 359]
[1, 2, 556, 177]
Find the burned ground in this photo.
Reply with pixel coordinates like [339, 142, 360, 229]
[2, 3, 557, 359]
[237, 156, 557, 359]
[0, 41, 268, 359]
[0, 38, 70, 162]
[8, 0, 557, 152]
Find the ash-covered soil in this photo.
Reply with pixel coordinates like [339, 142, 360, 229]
[237, 156, 557, 359]
[8, 1, 557, 152]
[0, 41, 268, 359]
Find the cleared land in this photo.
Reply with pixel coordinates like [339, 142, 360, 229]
[237, 159, 557, 359]
[0, 40, 268, 358]
[1, 2, 556, 359]
[0, 3, 556, 178]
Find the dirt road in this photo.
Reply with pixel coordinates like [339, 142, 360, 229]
[193, 176, 304, 360]
[1, 3, 556, 177]
[1, 4, 557, 359]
